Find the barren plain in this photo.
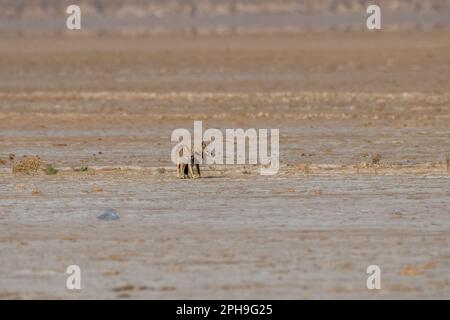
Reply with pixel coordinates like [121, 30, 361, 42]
[0, 32, 449, 299]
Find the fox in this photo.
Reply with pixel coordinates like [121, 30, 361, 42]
[176, 141, 207, 179]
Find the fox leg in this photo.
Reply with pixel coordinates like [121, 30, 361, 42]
[187, 164, 194, 179]
[195, 164, 201, 178]
[182, 163, 189, 179]
[177, 163, 181, 178]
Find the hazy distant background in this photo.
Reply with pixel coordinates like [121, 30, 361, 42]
[1, 0, 450, 35]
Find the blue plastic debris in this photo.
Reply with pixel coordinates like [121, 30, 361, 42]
[97, 208, 120, 221]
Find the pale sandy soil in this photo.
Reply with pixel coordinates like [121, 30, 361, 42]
[0, 33, 449, 299]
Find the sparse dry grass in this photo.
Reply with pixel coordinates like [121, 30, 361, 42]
[31, 188, 42, 196]
[11, 156, 42, 174]
[303, 164, 312, 175]
[91, 185, 103, 193]
[73, 166, 89, 172]
[355, 161, 369, 174]
[372, 153, 382, 165]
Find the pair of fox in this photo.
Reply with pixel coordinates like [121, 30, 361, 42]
[176, 141, 208, 179]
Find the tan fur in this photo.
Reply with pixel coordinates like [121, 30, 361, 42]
[176, 142, 206, 179]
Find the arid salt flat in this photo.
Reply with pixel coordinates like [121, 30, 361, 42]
[0, 33, 449, 299]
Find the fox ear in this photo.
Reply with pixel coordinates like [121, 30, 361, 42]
[202, 141, 211, 148]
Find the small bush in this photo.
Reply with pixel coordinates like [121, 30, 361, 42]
[31, 188, 42, 196]
[44, 164, 58, 175]
[12, 156, 42, 174]
[157, 167, 166, 174]
[372, 153, 382, 165]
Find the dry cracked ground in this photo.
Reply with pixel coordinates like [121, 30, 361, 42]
[0, 32, 449, 299]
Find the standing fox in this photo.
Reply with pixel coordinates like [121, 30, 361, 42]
[176, 141, 207, 179]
